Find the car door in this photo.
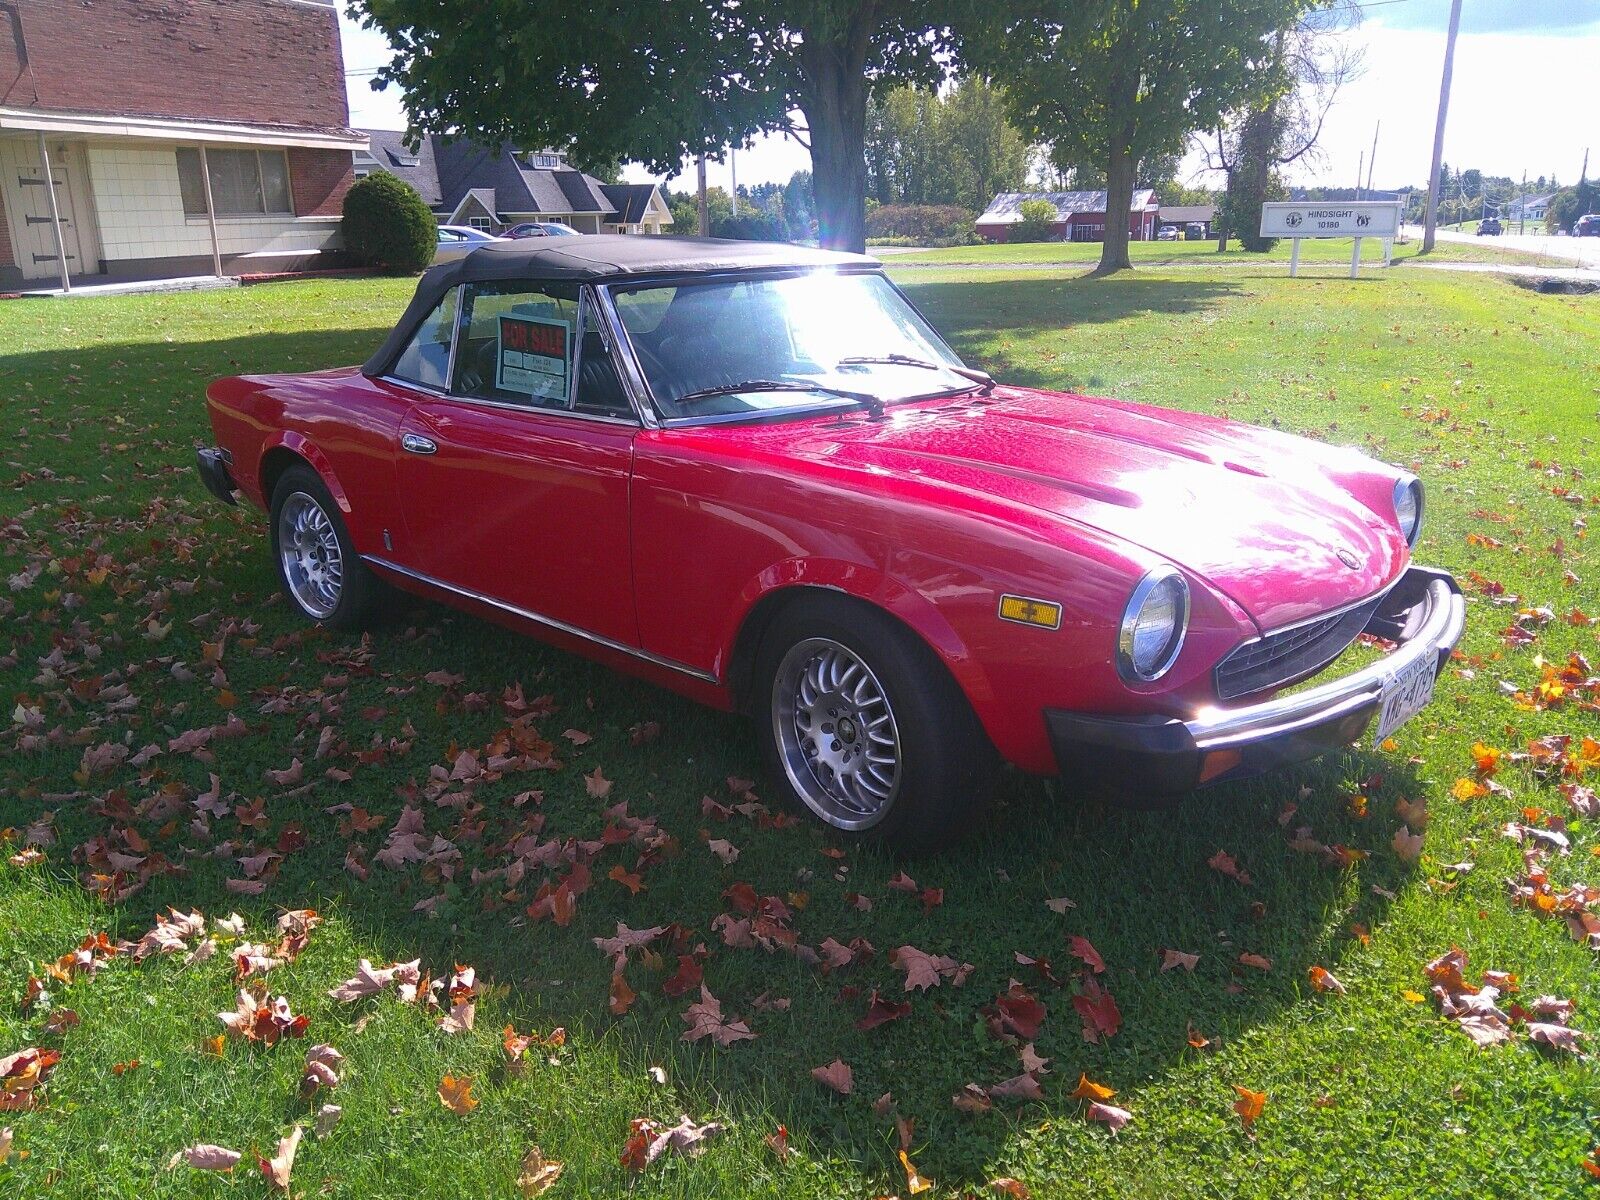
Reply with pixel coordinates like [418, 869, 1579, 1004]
[391, 280, 640, 647]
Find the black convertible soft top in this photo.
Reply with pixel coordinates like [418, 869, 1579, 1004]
[362, 235, 877, 379]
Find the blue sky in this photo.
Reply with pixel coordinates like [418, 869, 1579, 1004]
[1372, 0, 1600, 33]
[340, 4, 1599, 194]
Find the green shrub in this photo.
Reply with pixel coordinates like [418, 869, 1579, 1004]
[865, 204, 976, 245]
[1011, 198, 1059, 242]
[341, 172, 437, 271]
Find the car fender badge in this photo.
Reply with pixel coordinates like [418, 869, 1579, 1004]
[1336, 548, 1361, 570]
[998, 594, 1062, 630]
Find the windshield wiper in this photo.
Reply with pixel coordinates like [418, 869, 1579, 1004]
[836, 354, 995, 391]
[674, 379, 885, 419]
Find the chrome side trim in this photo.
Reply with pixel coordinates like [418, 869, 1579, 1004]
[361, 555, 720, 685]
[1185, 575, 1464, 749]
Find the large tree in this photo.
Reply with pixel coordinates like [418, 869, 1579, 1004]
[354, 1, 958, 252]
[1205, 1, 1363, 251]
[974, 0, 1304, 274]
[865, 78, 1029, 213]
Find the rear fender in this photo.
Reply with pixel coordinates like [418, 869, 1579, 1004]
[260, 432, 354, 517]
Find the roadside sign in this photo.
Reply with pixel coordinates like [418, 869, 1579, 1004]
[1260, 201, 1405, 279]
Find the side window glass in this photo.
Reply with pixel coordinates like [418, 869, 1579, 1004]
[390, 288, 458, 391]
[451, 281, 579, 408]
[573, 330, 634, 419]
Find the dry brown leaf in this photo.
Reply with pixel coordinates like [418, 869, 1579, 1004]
[811, 1058, 853, 1094]
[517, 1145, 564, 1196]
[438, 1074, 478, 1114]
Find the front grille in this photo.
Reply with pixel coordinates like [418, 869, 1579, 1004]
[1214, 592, 1387, 701]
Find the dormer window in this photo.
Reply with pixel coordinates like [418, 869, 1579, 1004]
[530, 152, 562, 169]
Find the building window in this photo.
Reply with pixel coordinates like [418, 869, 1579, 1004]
[176, 148, 294, 217]
[468, 216, 492, 231]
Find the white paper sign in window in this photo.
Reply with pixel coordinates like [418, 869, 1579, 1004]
[496, 314, 570, 401]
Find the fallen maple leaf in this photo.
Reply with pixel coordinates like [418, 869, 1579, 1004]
[989, 1179, 1031, 1199]
[953, 1083, 993, 1113]
[661, 955, 704, 999]
[1308, 965, 1347, 995]
[585, 767, 613, 799]
[1161, 949, 1200, 972]
[856, 989, 913, 1031]
[1087, 1101, 1132, 1133]
[764, 1124, 790, 1161]
[1237, 952, 1273, 972]
[1068, 1073, 1115, 1102]
[1072, 977, 1122, 1042]
[609, 968, 637, 1016]
[1208, 849, 1252, 885]
[899, 1149, 934, 1194]
[438, 1074, 478, 1114]
[1233, 1085, 1267, 1129]
[985, 983, 1047, 1042]
[1392, 824, 1424, 863]
[174, 1144, 242, 1172]
[620, 1115, 724, 1169]
[257, 1125, 303, 1192]
[517, 1145, 564, 1196]
[1528, 1022, 1586, 1055]
[811, 1059, 853, 1095]
[1068, 935, 1105, 974]
[680, 986, 757, 1047]
[889, 945, 969, 992]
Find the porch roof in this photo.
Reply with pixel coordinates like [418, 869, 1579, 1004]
[0, 106, 367, 151]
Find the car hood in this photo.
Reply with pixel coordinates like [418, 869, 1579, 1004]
[754, 388, 1410, 632]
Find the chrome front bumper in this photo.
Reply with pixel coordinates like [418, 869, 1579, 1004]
[1046, 566, 1466, 804]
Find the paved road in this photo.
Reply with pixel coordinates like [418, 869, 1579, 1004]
[1413, 224, 1600, 268]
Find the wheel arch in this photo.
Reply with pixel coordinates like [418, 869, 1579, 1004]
[258, 434, 353, 516]
[723, 575, 996, 729]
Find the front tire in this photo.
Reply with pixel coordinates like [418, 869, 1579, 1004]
[755, 594, 998, 854]
[268, 464, 387, 632]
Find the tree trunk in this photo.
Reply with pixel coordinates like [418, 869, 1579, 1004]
[1093, 71, 1138, 276]
[798, 12, 873, 253]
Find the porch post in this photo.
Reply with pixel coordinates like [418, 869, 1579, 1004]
[36, 133, 70, 293]
[197, 145, 224, 277]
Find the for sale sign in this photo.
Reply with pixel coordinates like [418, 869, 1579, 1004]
[1260, 201, 1402, 239]
[497, 315, 570, 400]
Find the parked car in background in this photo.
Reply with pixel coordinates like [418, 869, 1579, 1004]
[434, 224, 501, 263]
[1157, 226, 1180, 241]
[1576, 214, 1600, 237]
[198, 237, 1464, 852]
[1477, 217, 1502, 236]
[504, 222, 582, 239]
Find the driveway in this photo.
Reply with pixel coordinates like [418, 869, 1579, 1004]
[1412, 223, 1600, 268]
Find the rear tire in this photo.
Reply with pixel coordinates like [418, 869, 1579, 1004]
[268, 464, 387, 632]
[754, 593, 998, 854]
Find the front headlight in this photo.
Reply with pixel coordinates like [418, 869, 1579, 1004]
[1393, 476, 1424, 547]
[1117, 566, 1190, 683]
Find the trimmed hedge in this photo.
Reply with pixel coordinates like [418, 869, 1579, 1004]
[341, 172, 437, 272]
[865, 204, 976, 246]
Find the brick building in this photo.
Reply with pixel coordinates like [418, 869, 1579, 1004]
[975, 190, 1162, 244]
[0, 0, 365, 289]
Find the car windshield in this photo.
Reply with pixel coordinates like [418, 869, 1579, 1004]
[608, 272, 977, 421]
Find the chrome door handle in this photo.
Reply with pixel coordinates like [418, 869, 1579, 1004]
[400, 433, 437, 455]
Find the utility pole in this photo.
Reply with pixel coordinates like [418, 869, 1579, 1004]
[696, 153, 709, 237]
[1421, 0, 1463, 254]
[1356, 150, 1364, 201]
[730, 147, 739, 217]
[1366, 121, 1380, 196]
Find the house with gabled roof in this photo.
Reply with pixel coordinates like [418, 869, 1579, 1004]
[355, 132, 672, 235]
[975, 190, 1160, 243]
[0, 0, 365, 292]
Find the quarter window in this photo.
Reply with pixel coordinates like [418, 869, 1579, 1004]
[176, 148, 294, 217]
[391, 288, 459, 391]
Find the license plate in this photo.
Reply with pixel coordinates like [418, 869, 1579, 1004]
[1374, 654, 1437, 745]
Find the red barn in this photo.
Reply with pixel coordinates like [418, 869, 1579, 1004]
[975, 190, 1161, 244]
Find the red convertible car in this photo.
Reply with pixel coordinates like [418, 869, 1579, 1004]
[199, 238, 1464, 851]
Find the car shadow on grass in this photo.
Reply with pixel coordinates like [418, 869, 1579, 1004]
[0, 325, 1424, 1187]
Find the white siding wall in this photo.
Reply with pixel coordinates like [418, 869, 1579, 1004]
[84, 142, 339, 262]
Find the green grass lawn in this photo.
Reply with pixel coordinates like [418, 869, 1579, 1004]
[2, 265, 1598, 1198]
[889, 235, 1550, 268]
